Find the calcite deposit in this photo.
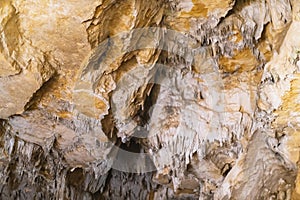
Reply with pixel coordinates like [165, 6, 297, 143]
[0, 0, 300, 199]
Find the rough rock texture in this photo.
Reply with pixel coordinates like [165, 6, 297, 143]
[0, 0, 300, 199]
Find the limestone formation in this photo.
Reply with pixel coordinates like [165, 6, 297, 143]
[0, 0, 300, 199]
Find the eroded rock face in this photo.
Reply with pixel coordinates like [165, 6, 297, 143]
[0, 0, 300, 199]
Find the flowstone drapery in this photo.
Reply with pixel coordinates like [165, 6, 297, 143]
[0, 0, 300, 199]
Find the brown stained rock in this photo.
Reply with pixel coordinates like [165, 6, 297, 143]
[164, 0, 235, 32]
[219, 47, 259, 73]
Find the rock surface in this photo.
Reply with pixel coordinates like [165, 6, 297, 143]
[0, 0, 300, 199]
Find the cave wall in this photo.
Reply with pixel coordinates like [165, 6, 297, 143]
[0, 0, 300, 199]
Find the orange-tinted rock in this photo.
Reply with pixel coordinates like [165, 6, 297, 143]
[219, 48, 259, 73]
[0, 0, 299, 199]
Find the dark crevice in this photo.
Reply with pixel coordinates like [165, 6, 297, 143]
[66, 168, 84, 188]
[118, 138, 143, 153]
[221, 163, 232, 177]
[24, 72, 58, 111]
[103, 70, 162, 173]
[101, 107, 118, 141]
[133, 83, 161, 129]
[216, 0, 237, 28]
[100, 169, 157, 199]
